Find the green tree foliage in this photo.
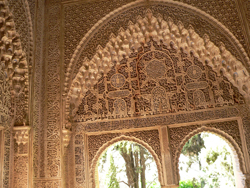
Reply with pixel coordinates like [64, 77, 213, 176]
[179, 179, 201, 188]
[205, 146, 235, 187]
[179, 133, 235, 188]
[182, 134, 205, 172]
[106, 155, 120, 188]
[182, 134, 205, 157]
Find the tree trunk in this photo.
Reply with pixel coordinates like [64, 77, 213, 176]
[140, 146, 146, 188]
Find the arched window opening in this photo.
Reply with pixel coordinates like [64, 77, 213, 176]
[178, 132, 244, 188]
[96, 141, 160, 188]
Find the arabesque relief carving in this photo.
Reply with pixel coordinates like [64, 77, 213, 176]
[67, 10, 247, 126]
[0, 0, 29, 126]
[0, 1, 29, 187]
[0, 0, 249, 187]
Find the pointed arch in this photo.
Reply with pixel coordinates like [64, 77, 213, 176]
[65, 8, 250, 124]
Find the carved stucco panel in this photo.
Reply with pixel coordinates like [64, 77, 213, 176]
[65, 5, 250, 127]
[46, 1, 61, 179]
[67, 14, 248, 128]
[33, 0, 44, 179]
[63, 0, 135, 73]
[173, 0, 247, 55]
[65, 1, 250, 91]
[0, 67, 11, 188]
[7, 0, 33, 68]
[63, 0, 250, 82]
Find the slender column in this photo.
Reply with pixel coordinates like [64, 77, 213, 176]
[13, 126, 31, 188]
[160, 126, 179, 188]
[62, 129, 72, 188]
[0, 126, 4, 188]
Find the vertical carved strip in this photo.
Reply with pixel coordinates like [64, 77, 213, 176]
[33, 0, 44, 180]
[46, 0, 61, 185]
[74, 133, 85, 188]
[13, 127, 31, 188]
[0, 127, 4, 188]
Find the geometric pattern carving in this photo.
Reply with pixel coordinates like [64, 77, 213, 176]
[75, 105, 244, 133]
[0, 69, 11, 124]
[146, 59, 166, 79]
[8, 0, 34, 69]
[65, 0, 250, 113]
[46, 1, 61, 180]
[0, 1, 29, 187]
[67, 10, 249, 126]
[72, 43, 245, 123]
[63, 0, 135, 73]
[3, 0, 249, 187]
[176, 0, 248, 54]
[111, 73, 126, 88]
[33, 0, 44, 180]
[0, 0, 29, 126]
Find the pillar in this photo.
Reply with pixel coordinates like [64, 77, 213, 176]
[13, 126, 32, 188]
[160, 126, 179, 188]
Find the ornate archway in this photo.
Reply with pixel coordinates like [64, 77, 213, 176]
[66, 9, 250, 127]
[175, 126, 246, 187]
[90, 135, 163, 188]
[62, 1, 250, 188]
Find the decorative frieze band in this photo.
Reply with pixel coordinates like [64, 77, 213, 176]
[75, 106, 242, 133]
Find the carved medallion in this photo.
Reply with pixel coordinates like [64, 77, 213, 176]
[111, 73, 126, 88]
[186, 66, 202, 80]
[146, 60, 166, 79]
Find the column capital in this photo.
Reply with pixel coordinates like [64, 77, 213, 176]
[161, 185, 179, 188]
[13, 126, 31, 145]
[62, 129, 72, 147]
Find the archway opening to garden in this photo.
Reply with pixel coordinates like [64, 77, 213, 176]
[178, 132, 245, 188]
[96, 141, 161, 188]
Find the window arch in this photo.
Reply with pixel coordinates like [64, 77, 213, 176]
[89, 135, 163, 188]
[176, 127, 246, 188]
